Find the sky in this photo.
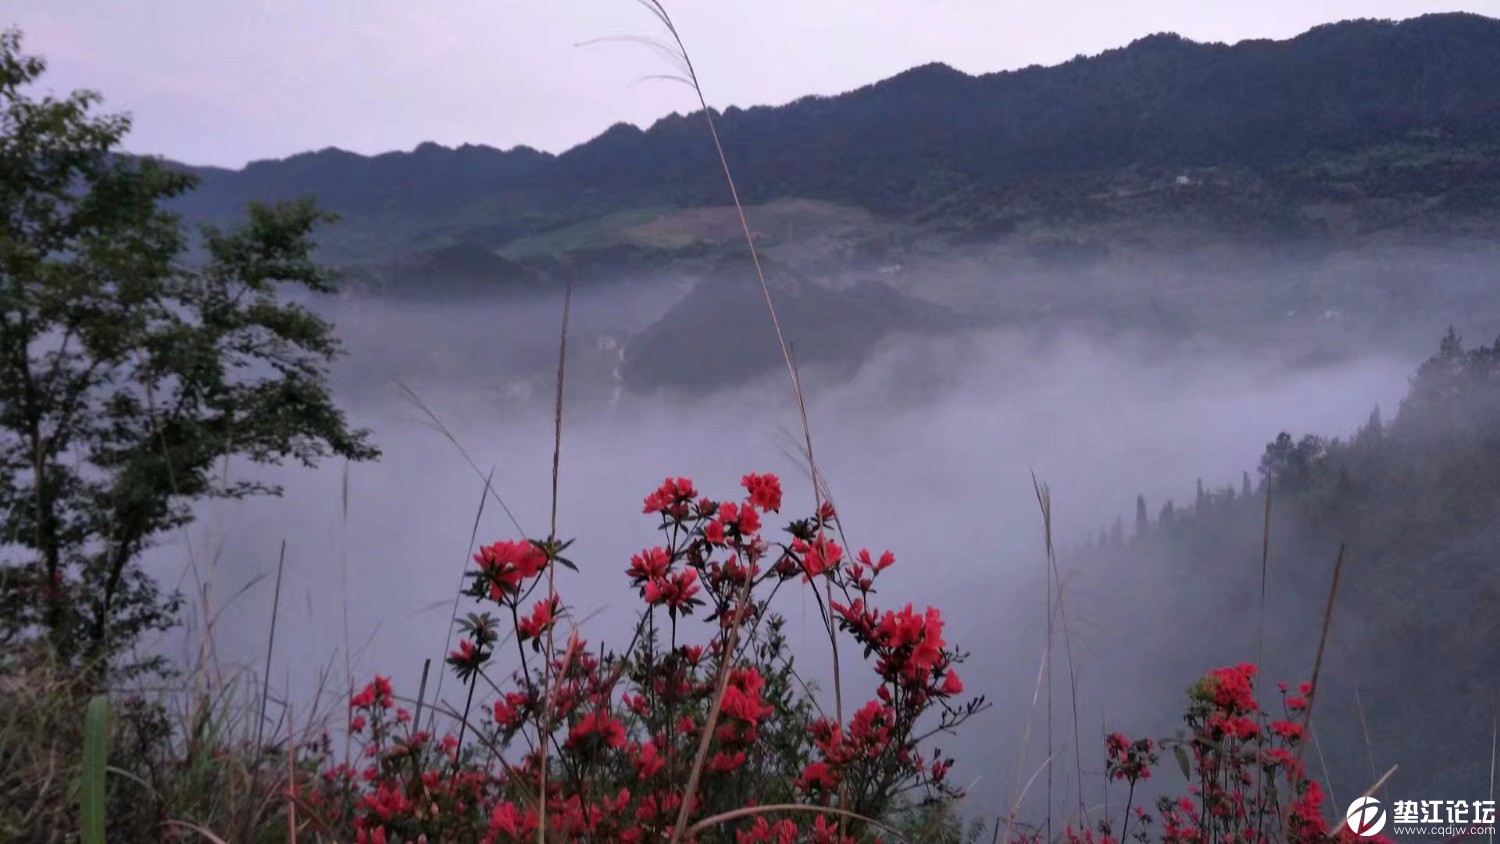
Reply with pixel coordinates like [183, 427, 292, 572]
[10, 0, 1497, 168]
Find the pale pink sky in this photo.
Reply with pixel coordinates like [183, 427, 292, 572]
[11, 0, 1498, 167]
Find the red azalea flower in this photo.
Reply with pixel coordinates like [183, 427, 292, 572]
[857, 547, 896, 574]
[736, 503, 761, 535]
[741, 472, 783, 512]
[796, 760, 840, 792]
[627, 546, 672, 581]
[350, 685, 375, 709]
[631, 740, 665, 778]
[720, 667, 773, 726]
[643, 569, 700, 610]
[361, 780, 413, 820]
[489, 801, 538, 840]
[449, 638, 478, 665]
[517, 597, 560, 641]
[566, 710, 627, 750]
[738, 817, 798, 844]
[473, 539, 548, 600]
[351, 676, 395, 710]
[1270, 719, 1305, 741]
[1205, 664, 1259, 713]
[492, 691, 529, 732]
[932, 757, 953, 783]
[704, 520, 727, 545]
[643, 476, 697, 516]
[794, 534, 844, 578]
[709, 750, 747, 772]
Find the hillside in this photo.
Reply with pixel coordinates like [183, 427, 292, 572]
[1072, 329, 1500, 801]
[162, 13, 1500, 279]
[620, 258, 966, 390]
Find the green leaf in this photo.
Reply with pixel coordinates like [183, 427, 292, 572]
[555, 555, 579, 572]
[1173, 745, 1191, 781]
[82, 694, 110, 844]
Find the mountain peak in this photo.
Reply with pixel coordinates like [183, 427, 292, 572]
[1125, 31, 1192, 49]
[166, 12, 1500, 266]
[886, 61, 969, 85]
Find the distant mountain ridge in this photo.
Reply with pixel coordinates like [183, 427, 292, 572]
[166, 12, 1500, 268]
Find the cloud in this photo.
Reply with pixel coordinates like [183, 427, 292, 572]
[137, 273, 1415, 814]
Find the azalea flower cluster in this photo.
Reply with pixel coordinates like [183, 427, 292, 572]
[302, 675, 493, 844]
[1047, 665, 1395, 844]
[265, 472, 1379, 844]
[292, 472, 980, 843]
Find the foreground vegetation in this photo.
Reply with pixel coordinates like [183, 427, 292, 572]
[0, 473, 1392, 842]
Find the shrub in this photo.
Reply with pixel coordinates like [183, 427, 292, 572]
[3, 471, 1416, 844]
[1026, 664, 1397, 844]
[294, 471, 982, 843]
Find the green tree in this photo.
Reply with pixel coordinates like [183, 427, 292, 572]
[1257, 432, 1327, 494]
[0, 29, 377, 679]
[1358, 404, 1383, 444]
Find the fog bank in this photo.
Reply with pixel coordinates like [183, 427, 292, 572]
[136, 281, 1420, 815]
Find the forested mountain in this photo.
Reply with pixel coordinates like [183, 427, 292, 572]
[164, 13, 1500, 272]
[1075, 329, 1500, 799]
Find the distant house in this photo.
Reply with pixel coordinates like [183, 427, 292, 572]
[1175, 174, 1194, 187]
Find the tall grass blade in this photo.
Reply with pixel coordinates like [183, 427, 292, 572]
[1253, 481, 1272, 844]
[1032, 473, 1085, 825]
[1354, 688, 1388, 802]
[685, 804, 915, 842]
[394, 379, 525, 534]
[81, 694, 110, 844]
[596, 7, 843, 835]
[256, 539, 287, 756]
[1286, 543, 1348, 843]
[162, 819, 232, 843]
[1257, 481, 1272, 665]
[1302, 544, 1347, 737]
[538, 275, 574, 843]
[432, 466, 497, 726]
[287, 703, 298, 843]
[342, 460, 353, 729]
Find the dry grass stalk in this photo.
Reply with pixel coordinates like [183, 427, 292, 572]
[594, 3, 850, 838]
[1032, 474, 1086, 828]
[537, 277, 574, 842]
